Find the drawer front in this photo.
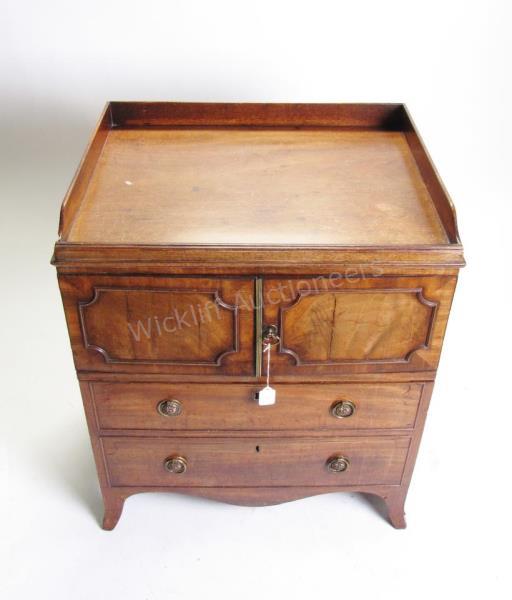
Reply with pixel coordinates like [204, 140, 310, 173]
[263, 276, 457, 375]
[91, 382, 422, 431]
[102, 436, 410, 487]
[59, 275, 255, 375]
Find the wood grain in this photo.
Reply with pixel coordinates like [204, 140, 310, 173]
[79, 287, 237, 365]
[90, 382, 423, 432]
[102, 436, 411, 487]
[67, 129, 447, 246]
[109, 101, 405, 129]
[59, 275, 255, 375]
[264, 275, 456, 375]
[280, 289, 435, 363]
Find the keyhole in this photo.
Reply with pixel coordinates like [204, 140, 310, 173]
[255, 445, 260, 453]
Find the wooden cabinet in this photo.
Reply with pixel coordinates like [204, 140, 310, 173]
[52, 102, 464, 530]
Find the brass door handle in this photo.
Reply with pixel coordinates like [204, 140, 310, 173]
[164, 456, 188, 474]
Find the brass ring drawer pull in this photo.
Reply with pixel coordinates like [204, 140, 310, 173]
[164, 456, 188, 474]
[326, 456, 350, 473]
[157, 399, 182, 417]
[331, 400, 355, 419]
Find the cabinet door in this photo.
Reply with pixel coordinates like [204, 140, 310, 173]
[59, 276, 255, 375]
[262, 276, 456, 375]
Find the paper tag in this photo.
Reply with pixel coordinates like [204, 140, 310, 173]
[255, 385, 276, 406]
[255, 340, 277, 405]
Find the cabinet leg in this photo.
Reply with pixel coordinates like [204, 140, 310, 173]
[102, 490, 125, 530]
[383, 489, 407, 529]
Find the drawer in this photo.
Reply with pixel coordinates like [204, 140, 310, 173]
[90, 382, 423, 431]
[102, 436, 411, 487]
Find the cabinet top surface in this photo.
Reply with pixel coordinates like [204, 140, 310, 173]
[55, 103, 464, 267]
[67, 128, 448, 246]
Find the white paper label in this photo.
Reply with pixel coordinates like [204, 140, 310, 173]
[256, 385, 276, 406]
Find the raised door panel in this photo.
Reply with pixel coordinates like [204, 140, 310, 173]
[263, 276, 457, 375]
[59, 276, 255, 375]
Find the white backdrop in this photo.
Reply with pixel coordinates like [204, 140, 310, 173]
[1, 1, 510, 599]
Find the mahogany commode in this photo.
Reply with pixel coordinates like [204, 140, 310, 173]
[52, 102, 464, 529]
